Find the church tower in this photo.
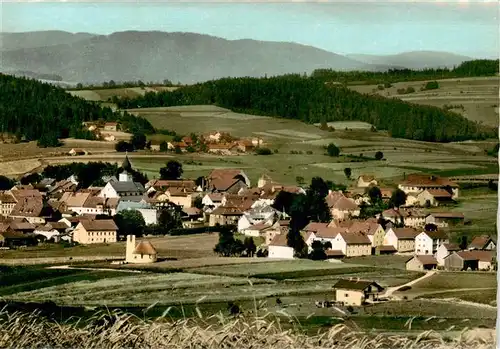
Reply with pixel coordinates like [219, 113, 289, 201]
[125, 235, 136, 263]
[119, 153, 133, 182]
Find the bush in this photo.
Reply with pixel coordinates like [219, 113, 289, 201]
[377, 85, 385, 90]
[375, 151, 384, 160]
[115, 141, 134, 152]
[326, 143, 340, 157]
[423, 81, 439, 90]
[306, 150, 313, 155]
[255, 147, 272, 155]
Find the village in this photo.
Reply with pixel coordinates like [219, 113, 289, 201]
[0, 151, 496, 309]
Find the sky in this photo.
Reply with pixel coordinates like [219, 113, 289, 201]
[1, 1, 499, 57]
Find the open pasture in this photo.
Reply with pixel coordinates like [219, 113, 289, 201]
[349, 76, 499, 127]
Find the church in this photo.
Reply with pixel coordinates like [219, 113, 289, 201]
[98, 154, 146, 201]
[125, 234, 158, 264]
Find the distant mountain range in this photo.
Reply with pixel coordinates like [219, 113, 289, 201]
[0, 30, 476, 84]
[346, 51, 473, 70]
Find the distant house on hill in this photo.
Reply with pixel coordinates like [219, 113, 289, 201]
[68, 148, 88, 156]
[398, 173, 459, 199]
[103, 122, 118, 131]
[416, 189, 455, 207]
[425, 212, 465, 228]
[325, 191, 360, 220]
[356, 175, 377, 188]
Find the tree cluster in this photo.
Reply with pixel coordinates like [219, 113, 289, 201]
[115, 73, 496, 143]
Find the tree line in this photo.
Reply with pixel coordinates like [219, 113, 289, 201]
[0, 75, 155, 146]
[311, 59, 499, 85]
[116, 73, 496, 143]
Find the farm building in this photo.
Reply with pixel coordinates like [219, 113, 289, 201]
[315, 227, 372, 257]
[333, 279, 384, 306]
[103, 122, 118, 131]
[444, 250, 496, 271]
[435, 243, 461, 266]
[415, 230, 449, 255]
[468, 235, 496, 250]
[398, 174, 459, 199]
[268, 234, 294, 259]
[0, 230, 37, 248]
[425, 212, 465, 228]
[125, 235, 157, 264]
[72, 219, 118, 244]
[207, 169, 250, 193]
[406, 255, 438, 271]
[383, 227, 419, 253]
[415, 189, 455, 207]
[356, 175, 377, 188]
[208, 206, 244, 226]
[326, 191, 360, 220]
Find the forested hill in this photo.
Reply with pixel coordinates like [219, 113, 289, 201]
[0, 74, 154, 145]
[311, 59, 500, 84]
[116, 74, 497, 143]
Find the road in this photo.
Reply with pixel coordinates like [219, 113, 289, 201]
[382, 270, 436, 298]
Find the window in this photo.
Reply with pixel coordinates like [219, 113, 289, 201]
[345, 293, 349, 297]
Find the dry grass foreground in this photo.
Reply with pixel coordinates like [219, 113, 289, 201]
[0, 308, 495, 349]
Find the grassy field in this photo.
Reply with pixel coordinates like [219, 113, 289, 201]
[349, 76, 499, 127]
[417, 288, 497, 305]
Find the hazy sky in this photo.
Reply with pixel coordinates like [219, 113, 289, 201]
[2, 1, 499, 57]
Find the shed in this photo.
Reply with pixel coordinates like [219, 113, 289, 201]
[406, 255, 438, 271]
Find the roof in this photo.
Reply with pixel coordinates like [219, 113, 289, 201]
[325, 249, 345, 257]
[182, 207, 202, 216]
[303, 222, 329, 232]
[0, 192, 16, 203]
[109, 181, 145, 194]
[61, 192, 92, 207]
[422, 230, 448, 240]
[147, 179, 197, 190]
[382, 208, 403, 218]
[455, 250, 495, 262]
[424, 189, 453, 198]
[10, 189, 43, 201]
[104, 122, 118, 126]
[408, 255, 438, 265]
[133, 240, 157, 255]
[378, 245, 397, 252]
[208, 169, 248, 191]
[330, 196, 358, 211]
[206, 193, 224, 202]
[9, 221, 36, 231]
[0, 230, 34, 239]
[391, 228, 420, 239]
[210, 206, 244, 216]
[167, 187, 195, 197]
[348, 222, 381, 236]
[468, 235, 495, 250]
[246, 223, 272, 231]
[10, 198, 44, 217]
[339, 231, 371, 245]
[116, 201, 152, 211]
[334, 279, 383, 291]
[79, 219, 118, 231]
[428, 212, 465, 219]
[315, 227, 349, 239]
[401, 174, 459, 188]
[269, 233, 289, 247]
[442, 243, 460, 251]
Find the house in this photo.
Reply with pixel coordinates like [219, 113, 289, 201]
[383, 227, 419, 253]
[146, 179, 200, 192]
[268, 234, 294, 259]
[125, 235, 157, 264]
[150, 143, 161, 151]
[234, 139, 255, 152]
[34, 225, 61, 242]
[435, 243, 461, 266]
[263, 220, 290, 246]
[181, 207, 204, 228]
[0, 192, 17, 215]
[468, 235, 496, 251]
[356, 175, 377, 188]
[403, 209, 427, 228]
[9, 221, 36, 234]
[0, 230, 37, 248]
[414, 230, 449, 255]
[201, 193, 224, 211]
[398, 174, 459, 199]
[303, 222, 330, 234]
[99, 179, 145, 200]
[425, 212, 465, 228]
[68, 148, 88, 156]
[326, 191, 360, 220]
[207, 169, 250, 193]
[207, 143, 237, 155]
[333, 279, 384, 306]
[444, 250, 495, 271]
[164, 187, 198, 208]
[416, 189, 455, 207]
[406, 255, 438, 271]
[167, 141, 188, 152]
[348, 221, 386, 248]
[8, 197, 48, 224]
[103, 134, 116, 142]
[116, 201, 158, 225]
[237, 205, 279, 232]
[72, 219, 118, 244]
[315, 227, 372, 257]
[208, 206, 244, 226]
[103, 122, 118, 131]
[380, 208, 405, 225]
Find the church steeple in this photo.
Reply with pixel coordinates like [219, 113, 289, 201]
[122, 152, 132, 172]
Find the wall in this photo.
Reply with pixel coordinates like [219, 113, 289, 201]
[345, 244, 371, 257]
[406, 258, 423, 271]
[415, 234, 432, 254]
[335, 289, 364, 306]
[268, 245, 294, 259]
[397, 239, 415, 253]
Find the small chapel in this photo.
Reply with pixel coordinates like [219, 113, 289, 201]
[125, 235, 158, 264]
